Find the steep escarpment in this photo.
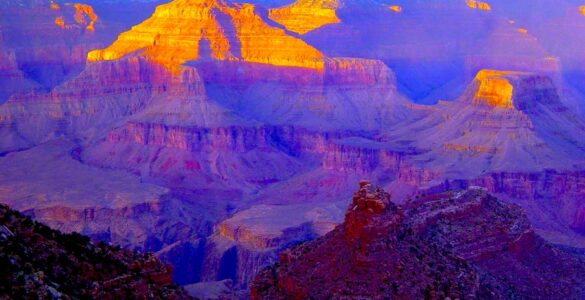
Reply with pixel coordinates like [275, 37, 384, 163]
[251, 183, 585, 299]
[0, 203, 190, 299]
[87, 0, 324, 71]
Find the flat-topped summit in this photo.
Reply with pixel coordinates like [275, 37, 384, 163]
[470, 69, 560, 110]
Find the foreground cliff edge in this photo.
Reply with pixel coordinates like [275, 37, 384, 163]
[0, 203, 190, 299]
[251, 182, 585, 299]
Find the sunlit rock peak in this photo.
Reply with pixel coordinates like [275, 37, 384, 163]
[52, 2, 98, 32]
[472, 70, 518, 108]
[469, 69, 556, 109]
[87, 0, 324, 72]
[268, 0, 340, 35]
[466, 0, 491, 11]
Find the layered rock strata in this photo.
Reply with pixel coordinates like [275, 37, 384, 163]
[87, 0, 324, 71]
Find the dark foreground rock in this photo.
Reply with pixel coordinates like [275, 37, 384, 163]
[251, 182, 585, 299]
[0, 203, 191, 299]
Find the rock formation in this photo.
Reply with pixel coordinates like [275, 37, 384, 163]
[87, 0, 325, 71]
[2, 0, 585, 295]
[251, 183, 585, 299]
[387, 69, 585, 177]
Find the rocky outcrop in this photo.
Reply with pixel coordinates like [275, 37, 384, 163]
[251, 184, 585, 299]
[250, 184, 480, 299]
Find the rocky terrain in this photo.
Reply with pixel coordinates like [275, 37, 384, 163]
[251, 182, 585, 299]
[0, 202, 190, 299]
[1, 0, 585, 295]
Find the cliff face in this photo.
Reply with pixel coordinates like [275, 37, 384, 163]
[87, 0, 325, 71]
[251, 184, 585, 299]
[0, 203, 190, 299]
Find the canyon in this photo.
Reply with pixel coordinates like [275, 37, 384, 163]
[1, 0, 585, 297]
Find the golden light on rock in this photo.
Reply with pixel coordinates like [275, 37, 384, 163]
[53, 3, 98, 32]
[73, 4, 98, 32]
[466, 0, 491, 11]
[268, 0, 340, 35]
[472, 70, 515, 108]
[88, 0, 325, 71]
[580, 5, 585, 16]
[224, 3, 324, 69]
[54, 16, 65, 28]
[517, 28, 528, 34]
[389, 5, 402, 13]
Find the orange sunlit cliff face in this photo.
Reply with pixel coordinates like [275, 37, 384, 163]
[268, 0, 340, 35]
[472, 70, 518, 108]
[87, 0, 324, 72]
[52, 3, 98, 32]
